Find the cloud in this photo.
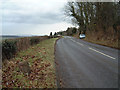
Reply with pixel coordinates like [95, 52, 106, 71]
[2, 22, 73, 35]
[1, 0, 74, 35]
[2, 0, 67, 24]
[3, 11, 64, 24]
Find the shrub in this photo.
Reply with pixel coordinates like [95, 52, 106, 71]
[2, 36, 49, 61]
[2, 40, 17, 60]
[72, 28, 77, 34]
[16, 37, 30, 52]
[30, 38, 40, 45]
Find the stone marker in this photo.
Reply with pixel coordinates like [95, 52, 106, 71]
[18, 61, 31, 75]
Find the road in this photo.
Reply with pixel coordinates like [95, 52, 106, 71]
[55, 36, 119, 88]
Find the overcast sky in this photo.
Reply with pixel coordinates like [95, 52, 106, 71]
[1, 0, 73, 36]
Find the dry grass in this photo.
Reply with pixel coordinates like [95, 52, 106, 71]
[2, 38, 58, 88]
[83, 29, 119, 49]
[0, 69, 2, 89]
[15, 36, 49, 52]
[72, 33, 80, 39]
[84, 36, 119, 49]
[73, 27, 119, 49]
[2, 36, 49, 60]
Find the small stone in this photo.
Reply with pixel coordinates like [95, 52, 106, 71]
[18, 61, 31, 75]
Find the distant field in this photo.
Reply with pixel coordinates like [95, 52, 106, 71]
[0, 36, 26, 42]
[2, 36, 19, 40]
[1, 36, 42, 41]
[0, 36, 21, 43]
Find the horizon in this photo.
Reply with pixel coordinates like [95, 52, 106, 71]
[1, 34, 48, 37]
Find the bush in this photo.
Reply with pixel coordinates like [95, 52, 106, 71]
[2, 40, 17, 60]
[72, 28, 77, 34]
[30, 38, 40, 45]
[2, 36, 49, 61]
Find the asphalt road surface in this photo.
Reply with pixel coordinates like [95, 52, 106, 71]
[55, 36, 119, 88]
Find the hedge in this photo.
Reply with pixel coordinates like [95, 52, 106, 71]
[2, 40, 17, 60]
[30, 37, 40, 45]
[2, 36, 49, 61]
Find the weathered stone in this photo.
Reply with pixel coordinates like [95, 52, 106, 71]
[18, 61, 31, 75]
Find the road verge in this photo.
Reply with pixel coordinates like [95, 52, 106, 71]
[2, 38, 58, 88]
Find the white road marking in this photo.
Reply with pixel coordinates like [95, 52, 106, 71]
[89, 47, 116, 59]
[71, 39, 83, 46]
[65, 36, 71, 39]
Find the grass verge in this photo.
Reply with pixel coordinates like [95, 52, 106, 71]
[2, 38, 58, 88]
[72, 33, 119, 49]
[83, 37, 119, 49]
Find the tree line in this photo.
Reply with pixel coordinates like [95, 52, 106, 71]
[64, 1, 120, 36]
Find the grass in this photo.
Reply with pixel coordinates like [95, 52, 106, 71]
[83, 35, 119, 49]
[72, 33, 119, 49]
[0, 69, 1, 89]
[2, 38, 58, 88]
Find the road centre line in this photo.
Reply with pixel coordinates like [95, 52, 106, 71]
[70, 39, 83, 46]
[89, 47, 116, 60]
[70, 38, 116, 59]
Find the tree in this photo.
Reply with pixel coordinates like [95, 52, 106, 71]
[54, 32, 57, 36]
[50, 32, 52, 38]
[72, 28, 77, 34]
[64, 2, 119, 35]
[54, 32, 57, 38]
[64, 2, 90, 34]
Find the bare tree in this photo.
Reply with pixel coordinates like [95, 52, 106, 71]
[64, 1, 119, 35]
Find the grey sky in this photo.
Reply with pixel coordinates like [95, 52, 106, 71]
[1, 0, 73, 35]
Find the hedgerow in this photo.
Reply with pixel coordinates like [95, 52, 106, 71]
[2, 40, 17, 60]
[30, 37, 40, 45]
[2, 36, 49, 61]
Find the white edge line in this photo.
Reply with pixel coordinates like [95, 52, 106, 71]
[71, 39, 83, 46]
[89, 47, 116, 60]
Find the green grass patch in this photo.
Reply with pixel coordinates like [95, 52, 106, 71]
[2, 38, 58, 88]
